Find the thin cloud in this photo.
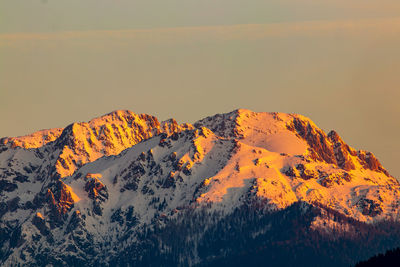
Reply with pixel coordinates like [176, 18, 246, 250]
[1, 17, 400, 47]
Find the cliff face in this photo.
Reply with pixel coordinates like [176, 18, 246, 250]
[0, 109, 398, 266]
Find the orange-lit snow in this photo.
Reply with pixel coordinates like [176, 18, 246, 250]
[2, 109, 399, 224]
[1, 128, 63, 148]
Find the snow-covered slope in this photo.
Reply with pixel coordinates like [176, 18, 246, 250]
[0, 109, 398, 266]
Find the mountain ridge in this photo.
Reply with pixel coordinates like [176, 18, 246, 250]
[0, 109, 398, 266]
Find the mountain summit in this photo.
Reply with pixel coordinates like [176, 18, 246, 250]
[0, 109, 399, 266]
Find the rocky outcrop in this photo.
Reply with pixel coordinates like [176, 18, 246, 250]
[65, 210, 85, 234]
[294, 164, 318, 180]
[328, 130, 357, 171]
[291, 118, 337, 164]
[194, 109, 244, 139]
[0, 179, 18, 193]
[319, 172, 352, 188]
[0, 197, 20, 219]
[358, 151, 390, 176]
[32, 212, 51, 236]
[46, 180, 77, 225]
[358, 198, 383, 217]
[84, 174, 108, 201]
[291, 122, 391, 177]
[84, 174, 108, 216]
[281, 164, 319, 180]
[50, 110, 193, 177]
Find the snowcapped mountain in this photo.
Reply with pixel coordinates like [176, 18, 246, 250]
[0, 109, 399, 266]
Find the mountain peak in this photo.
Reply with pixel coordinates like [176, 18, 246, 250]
[0, 109, 398, 266]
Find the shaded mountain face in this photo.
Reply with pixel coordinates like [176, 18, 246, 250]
[0, 109, 398, 266]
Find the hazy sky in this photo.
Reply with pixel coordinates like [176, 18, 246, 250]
[1, 0, 399, 177]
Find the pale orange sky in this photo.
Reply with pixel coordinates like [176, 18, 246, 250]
[1, 0, 400, 177]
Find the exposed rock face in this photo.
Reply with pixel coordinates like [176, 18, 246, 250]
[288, 120, 391, 176]
[84, 174, 108, 201]
[51, 110, 193, 177]
[358, 150, 390, 176]
[297, 164, 319, 180]
[84, 174, 108, 216]
[46, 180, 77, 225]
[1, 110, 193, 179]
[65, 210, 84, 233]
[0, 109, 398, 266]
[328, 130, 357, 171]
[0, 179, 18, 193]
[32, 213, 50, 236]
[358, 198, 383, 217]
[291, 118, 336, 164]
[194, 111, 243, 139]
[0, 197, 20, 219]
[319, 172, 352, 188]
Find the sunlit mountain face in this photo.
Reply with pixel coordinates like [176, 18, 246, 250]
[1, 109, 400, 266]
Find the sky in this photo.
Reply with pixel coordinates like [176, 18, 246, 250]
[1, 0, 400, 177]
